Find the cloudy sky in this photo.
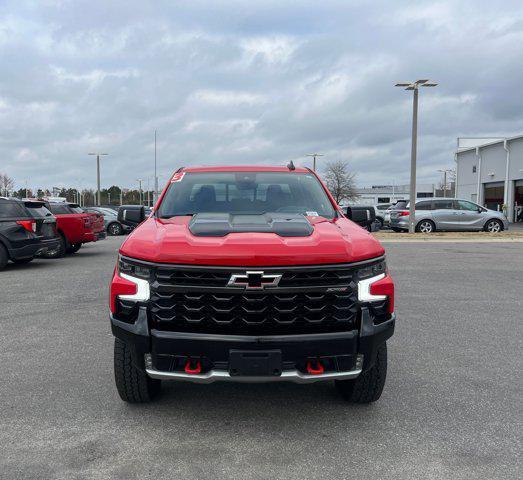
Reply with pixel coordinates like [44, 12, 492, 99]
[1, 0, 523, 192]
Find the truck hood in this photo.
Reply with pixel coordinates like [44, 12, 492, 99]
[119, 216, 385, 266]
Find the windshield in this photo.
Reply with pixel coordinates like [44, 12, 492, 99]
[157, 172, 336, 219]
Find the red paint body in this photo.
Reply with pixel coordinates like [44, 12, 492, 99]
[54, 213, 105, 245]
[120, 166, 385, 266]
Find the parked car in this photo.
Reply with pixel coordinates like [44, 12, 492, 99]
[345, 205, 377, 231]
[109, 166, 395, 404]
[83, 207, 131, 236]
[117, 205, 147, 232]
[22, 200, 61, 257]
[0, 198, 60, 270]
[389, 198, 509, 233]
[374, 204, 390, 228]
[43, 202, 106, 256]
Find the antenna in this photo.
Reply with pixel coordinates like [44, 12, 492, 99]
[287, 160, 296, 171]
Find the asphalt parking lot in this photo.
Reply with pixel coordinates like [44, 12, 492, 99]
[1, 237, 521, 480]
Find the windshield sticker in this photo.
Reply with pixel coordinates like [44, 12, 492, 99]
[306, 211, 319, 216]
[171, 172, 185, 183]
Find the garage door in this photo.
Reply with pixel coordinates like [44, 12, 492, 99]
[484, 182, 504, 210]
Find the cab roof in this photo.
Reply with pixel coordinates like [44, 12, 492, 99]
[180, 165, 311, 173]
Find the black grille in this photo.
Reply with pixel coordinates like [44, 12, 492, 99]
[154, 267, 353, 289]
[149, 265, 361, 335]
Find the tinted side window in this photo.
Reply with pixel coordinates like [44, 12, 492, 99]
[416, 201, 432, 210]
[433, 200, 454, 210]
[0, 201, 27, 218]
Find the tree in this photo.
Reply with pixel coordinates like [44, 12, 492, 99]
[0, 173, 15, 197]
[323, 160, 358, 204]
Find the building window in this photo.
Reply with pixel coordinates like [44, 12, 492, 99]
[377, 197, 390, 203]
[472, 165, 477, 173]
[417, 192, 434, 198]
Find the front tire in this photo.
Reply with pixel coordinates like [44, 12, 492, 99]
[484, 219, 503, 233]
[114, 339, 161, 403]
[335, 343, 388, 403]
[416, 219, 435, 233]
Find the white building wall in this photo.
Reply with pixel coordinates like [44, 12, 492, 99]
[456, 135, 523, 221]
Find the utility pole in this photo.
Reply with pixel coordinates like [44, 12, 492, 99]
[88, 153, 108, 206]
[120, 188, 123, 206]
[437, 169, 452, 197]
[395, 79, 438, 233]
[108, 192, 111, 205]
[306, 153, 324, 171]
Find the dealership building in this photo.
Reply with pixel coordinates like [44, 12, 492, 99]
[353, 183, 437, 205]
[455, 135, 523, 222]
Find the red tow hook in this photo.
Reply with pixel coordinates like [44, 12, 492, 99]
[306, 358, 324, 375]
[184, 358, 202, 375]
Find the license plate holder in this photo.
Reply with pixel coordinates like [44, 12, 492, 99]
[229, 350, 282, 377]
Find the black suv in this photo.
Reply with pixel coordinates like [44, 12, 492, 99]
[0, 198, 60, 270]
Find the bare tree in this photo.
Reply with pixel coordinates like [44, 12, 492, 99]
[323, 160, 358, 204]
[0, 173, 15, 197]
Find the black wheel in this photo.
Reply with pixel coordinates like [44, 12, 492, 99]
[66, 243, 82, 254]
[391, 227, 403, 232]
[114, 338, 161, 403]
[12, 257, 33, 264]
[416, 219, 435, 233]
[335, 343, 388, 403]
[484, 219, 503, 233]
[107, 222, 123, 236]
[43, 234, 66, 258]
[376, 218, 384, 229]
[0, 243, 9, 270]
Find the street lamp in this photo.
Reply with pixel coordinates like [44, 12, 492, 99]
[437, 168, 453, 198]
[306, 153, 324, 171]
[88, 153, 108, 206]
[136, 179, 143, 205]
[394, 79, 438, 233]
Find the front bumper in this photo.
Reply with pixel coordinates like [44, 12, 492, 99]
[111, 307, 395, 384]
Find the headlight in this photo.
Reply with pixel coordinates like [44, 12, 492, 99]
[357, 260, 386, 280]
[118, 255, 152, 280]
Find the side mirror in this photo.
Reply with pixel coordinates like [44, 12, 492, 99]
[118, 206, 145, 227]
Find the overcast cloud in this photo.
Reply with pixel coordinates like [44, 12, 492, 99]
[1, 0, 523, 191]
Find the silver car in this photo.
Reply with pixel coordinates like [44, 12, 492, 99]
[389, 198, 509, 233]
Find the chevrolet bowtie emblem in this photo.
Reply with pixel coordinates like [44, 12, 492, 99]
[227, 271, 282, 289]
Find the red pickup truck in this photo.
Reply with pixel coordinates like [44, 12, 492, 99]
[110, 166, 395, 404]
[43, 202, 106, 257]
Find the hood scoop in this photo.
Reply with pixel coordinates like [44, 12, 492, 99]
[188, 213, 314, 237]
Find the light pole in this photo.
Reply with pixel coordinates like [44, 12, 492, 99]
[306, 153, 324, 171]
[437, 169, 452, 197]
[154, 130, 159, 203]
[136, 179, 143, 205]
[394, 79, 437, 233]
[88, 153, 108, 206]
